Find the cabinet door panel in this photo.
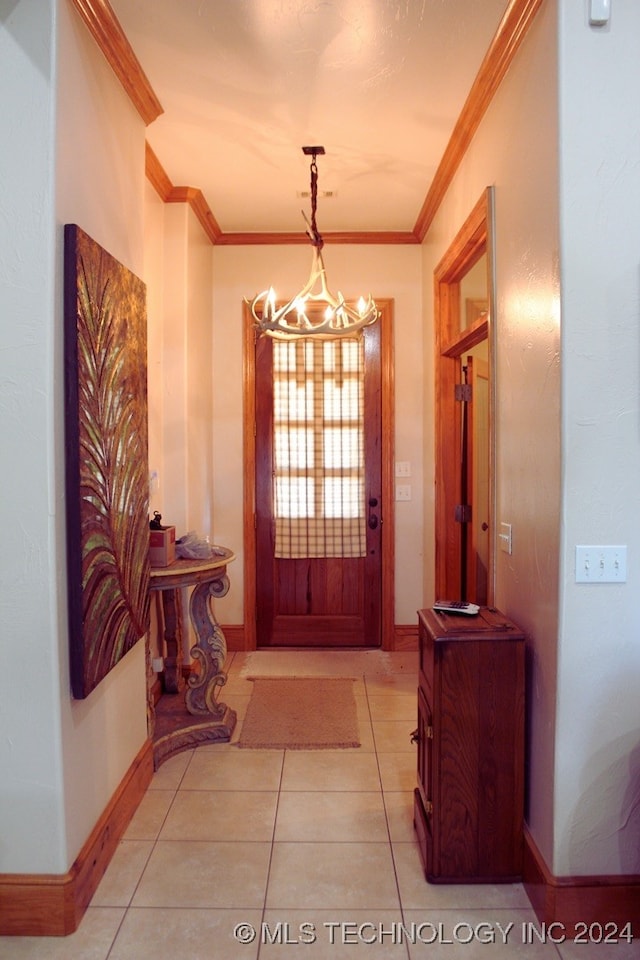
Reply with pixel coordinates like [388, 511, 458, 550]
[437, 642, 480, 878]
[476, 640, 525, 876]
[417, 685, 432, 812]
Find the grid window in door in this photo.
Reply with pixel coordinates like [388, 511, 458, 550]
[273, 337, 366, 557]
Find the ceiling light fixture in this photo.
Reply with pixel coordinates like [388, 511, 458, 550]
[249, 146, 379, 339]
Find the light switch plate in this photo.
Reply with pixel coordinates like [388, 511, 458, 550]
[395, 484, 411, 501]
[499, 522, 512, 555]
[576, 545, 627, 583]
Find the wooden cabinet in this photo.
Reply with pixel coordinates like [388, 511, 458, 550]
[414, 606, 525, 883]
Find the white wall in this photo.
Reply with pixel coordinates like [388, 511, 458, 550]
[211, 243, 424, 628]
[423, 0, 640, 878]
[143, 193, 216, 657]
[145, 202, 215, 537]
[185, 211, 215, 534]
[0, 0, 66, 874]
[55, 0, 150, 869]
[556, 0, 640, 876]
[422, 0, 561, 868]
[145, 180, 165, 523]
[0, 0, 149, 875]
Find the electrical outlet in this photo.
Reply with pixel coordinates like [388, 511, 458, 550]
[575, 545, 627, 583]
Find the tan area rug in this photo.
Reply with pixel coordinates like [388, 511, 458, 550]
[237, 677, 360, 750]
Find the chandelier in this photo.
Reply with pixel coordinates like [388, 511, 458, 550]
[249, 146, 379, 339]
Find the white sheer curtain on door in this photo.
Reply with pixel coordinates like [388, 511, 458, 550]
[273, 337, 366, 558]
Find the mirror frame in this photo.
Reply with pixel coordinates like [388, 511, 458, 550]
[433, 186, 496, 604]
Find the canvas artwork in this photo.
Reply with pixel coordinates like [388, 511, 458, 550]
[64, 224, 150, 699]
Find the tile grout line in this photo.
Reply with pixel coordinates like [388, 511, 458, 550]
[256, 748, 287, 960]
[364, 671, 415, 960]
[103, 748, 197, 957]
[99, 656, 418, 958]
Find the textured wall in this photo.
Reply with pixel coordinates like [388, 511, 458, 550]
[421, 0, 561, 869]
[555, 0, 640, 876]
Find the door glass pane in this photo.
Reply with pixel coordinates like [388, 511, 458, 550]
[274, 477, 314, 518]
[272, 336, 366, 557]
[323, 477, 363, 519]
[323, 428, 361, 469]
[275, 428, 314, 469]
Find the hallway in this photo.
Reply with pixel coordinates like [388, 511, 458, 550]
[1, 650, 631, 958]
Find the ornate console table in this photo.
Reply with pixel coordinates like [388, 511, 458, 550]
[148, 550, 237, 768]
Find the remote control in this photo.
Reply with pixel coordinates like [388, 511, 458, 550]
[433, 600, 480, 615]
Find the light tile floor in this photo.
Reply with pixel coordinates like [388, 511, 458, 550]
[1, 651, 635, 959]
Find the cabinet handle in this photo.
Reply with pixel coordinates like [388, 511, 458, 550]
[410, 726, 433, 744]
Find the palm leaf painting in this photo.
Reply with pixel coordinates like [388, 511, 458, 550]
[64, 225, 150, 698]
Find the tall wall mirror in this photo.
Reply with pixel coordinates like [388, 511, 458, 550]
[434, 187, 495, 605]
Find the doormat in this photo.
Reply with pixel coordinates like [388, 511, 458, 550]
[237, 677, 360, 749]
[239, 649, 394, 679]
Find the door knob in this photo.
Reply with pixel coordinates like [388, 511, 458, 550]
[368, 514, 379, 530]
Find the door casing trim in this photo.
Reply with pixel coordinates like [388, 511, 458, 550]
[243, 300, 395, 650]
[434, 187, 496, 604]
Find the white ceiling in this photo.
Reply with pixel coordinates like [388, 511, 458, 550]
[110, 0, 510, 235]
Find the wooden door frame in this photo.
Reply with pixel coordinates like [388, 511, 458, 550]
[243, 299, 395, 650]
[434, 187, 496, 604]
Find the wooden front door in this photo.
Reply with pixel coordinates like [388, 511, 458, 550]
[254, 322, 383, 647]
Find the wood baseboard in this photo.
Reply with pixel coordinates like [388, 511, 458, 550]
[0, 739, 154, 937]
[523, 826, 640, 930]
[222, 624, 417, 652]
[150, 674, 162, 705]
[393, 624, 418, 651]
[222, 624, 246, 650]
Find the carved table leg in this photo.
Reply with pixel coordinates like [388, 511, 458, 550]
[186, 573, 231, 717]
[160, 587, 185, 694]
[150, 561, 238, 769]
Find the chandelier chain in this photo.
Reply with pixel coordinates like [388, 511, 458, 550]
[247, 145, 379, 338]
[308, 153, 323, 250]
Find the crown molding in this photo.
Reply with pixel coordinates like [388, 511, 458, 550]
[144, 144, 417, 245]
[144, 142, 172, 201]
[413, 0, 544, 240]
[145, 145, 223, 244]
[70, 0, 163, 125]
[215, 231, 420, 247]
[78, 0, 542, 244]
[166, 187, 223, 245]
